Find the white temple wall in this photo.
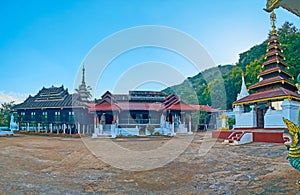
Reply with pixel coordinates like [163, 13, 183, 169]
[281, 99, 300, 126]
[234, 106, 257, 128]
[264, 109, 285, 128]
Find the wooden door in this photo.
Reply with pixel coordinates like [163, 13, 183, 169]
[256, 108, 264, 128]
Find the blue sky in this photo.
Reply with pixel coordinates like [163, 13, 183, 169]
[0, 0, 299, 103]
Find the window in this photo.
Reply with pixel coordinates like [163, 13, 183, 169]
[55, 111, 60, 121]
[42, 111, 48, 121]
[68, 111, 74, 122]
[31, 112, 36, 121]
[20, 112, 25, 121]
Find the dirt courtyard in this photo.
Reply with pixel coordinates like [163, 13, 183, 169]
[0, 132, 299, 194]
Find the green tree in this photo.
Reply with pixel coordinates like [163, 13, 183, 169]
[207, 78, 227, 110]
[278, 22, 300, 81]
[237, 42, 268, 72]
[226, 66, 243, 108]
[245, 57, 264, 87]
[0, 101, 15, 127]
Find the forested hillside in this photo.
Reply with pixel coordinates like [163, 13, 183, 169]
[163, 22, 300, 110]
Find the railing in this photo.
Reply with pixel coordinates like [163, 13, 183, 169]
[118, 119, 160, 125]
[117, 127, 140, 136]
[100, 124, 163, 136]
[0, 126, 10, 131]
[231, 132, 244, 141]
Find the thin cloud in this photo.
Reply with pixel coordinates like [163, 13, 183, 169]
[0, 91, 28, 105]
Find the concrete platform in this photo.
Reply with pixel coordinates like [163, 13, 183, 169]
[212, 128, 286, 143]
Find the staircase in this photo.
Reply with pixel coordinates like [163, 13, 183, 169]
[223, 131, 253, 145]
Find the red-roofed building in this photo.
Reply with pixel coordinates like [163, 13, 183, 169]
[89, 90, 220, 137]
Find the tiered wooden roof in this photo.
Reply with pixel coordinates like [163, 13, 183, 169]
[13, 86, 87, 110]
[162, 94, 196, 111]
[90, 91, 219, 113]
[129, 90, 165, 102]
[233, 12, 300, 106]
[89, 91, 163, 112]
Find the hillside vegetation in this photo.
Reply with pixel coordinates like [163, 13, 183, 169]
[163, 22, 300, 110]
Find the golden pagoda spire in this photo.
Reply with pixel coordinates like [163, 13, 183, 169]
[270, 11, 277, 34]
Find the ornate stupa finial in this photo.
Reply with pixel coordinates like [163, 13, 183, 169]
[271, 11, 277, 35]
[82, 64, 86, 84]
[78, 63, 89, 102]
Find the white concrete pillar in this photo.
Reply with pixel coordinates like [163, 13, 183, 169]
[82, 124, 85, 135]
[111, 124, 116, 138]
[92, 125, 99, 138]
[100, 124, 103, 135]
[63, 124, 66, 134]
[78, 123, 80, 134]
[38, 123, 40, 132]
[171, 122, 176, 136]
[27, 123, 29, 131]
[188, 115, 193, 134]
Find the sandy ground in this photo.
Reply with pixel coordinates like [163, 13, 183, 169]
[0, 132, 299, 194]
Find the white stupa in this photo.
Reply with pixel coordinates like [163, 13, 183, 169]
[236, 73, 249, 101]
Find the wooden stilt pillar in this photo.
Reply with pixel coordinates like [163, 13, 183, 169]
[63, 124, 66, 134]
[50, 123, 53, 133]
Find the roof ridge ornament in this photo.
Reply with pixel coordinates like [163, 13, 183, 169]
[271, 11, 277, 35]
